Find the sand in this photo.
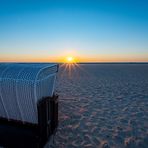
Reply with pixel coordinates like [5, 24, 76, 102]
[53, 64, 148, 148]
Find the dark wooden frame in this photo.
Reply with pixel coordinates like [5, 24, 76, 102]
[0, 94, 58, 148]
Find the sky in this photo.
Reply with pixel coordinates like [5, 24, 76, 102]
[0, 0, 148, 62]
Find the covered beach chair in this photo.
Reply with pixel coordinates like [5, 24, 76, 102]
[0, 63, 59, 148]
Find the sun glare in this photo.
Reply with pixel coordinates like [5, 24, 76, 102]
[61, 56, 80, 78]
[66, 56, 74, 63]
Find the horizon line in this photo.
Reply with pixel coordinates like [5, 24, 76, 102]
[1, 62, 148, 64]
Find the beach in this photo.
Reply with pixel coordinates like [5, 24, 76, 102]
[53, 64, 148, 148]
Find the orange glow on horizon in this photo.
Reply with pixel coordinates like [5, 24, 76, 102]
[0, 53, 148, 63]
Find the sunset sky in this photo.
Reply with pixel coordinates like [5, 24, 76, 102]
[0, 0, 148, 62]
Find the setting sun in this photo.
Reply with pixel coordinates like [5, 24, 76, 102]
[67, 56, 73, 61]
[66, 56, 75, 63]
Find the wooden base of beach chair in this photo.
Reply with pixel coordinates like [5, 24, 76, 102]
[0, 94, 58, 148]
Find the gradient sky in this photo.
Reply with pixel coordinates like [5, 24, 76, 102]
[0, 0, 148, 62]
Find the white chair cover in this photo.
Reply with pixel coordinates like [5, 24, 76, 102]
[0, 63, 58, 124]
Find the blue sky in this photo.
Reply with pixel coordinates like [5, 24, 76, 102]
[0, 0, 148, 62]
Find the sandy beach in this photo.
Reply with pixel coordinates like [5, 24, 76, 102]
[53, 64, 148, 148]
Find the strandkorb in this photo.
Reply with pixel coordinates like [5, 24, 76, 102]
[0, 63, 58, 124]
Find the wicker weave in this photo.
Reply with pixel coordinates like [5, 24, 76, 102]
[0, 63, 58, 124]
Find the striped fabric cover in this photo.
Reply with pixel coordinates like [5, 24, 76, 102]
[0, 63, 58, 124]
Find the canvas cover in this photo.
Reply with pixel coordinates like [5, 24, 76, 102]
[0, 63, 58, 124]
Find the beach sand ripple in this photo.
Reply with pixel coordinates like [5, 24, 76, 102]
[53, 64, 148, 148]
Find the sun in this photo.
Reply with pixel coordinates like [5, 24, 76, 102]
[67, 56, 73, 62]
[66, 56, 75, 63]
